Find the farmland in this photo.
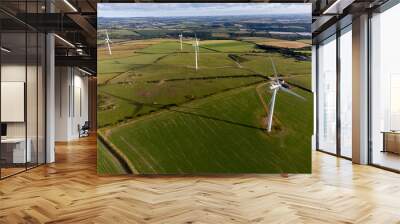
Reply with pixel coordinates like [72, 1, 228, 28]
[97, 13, 312, 174]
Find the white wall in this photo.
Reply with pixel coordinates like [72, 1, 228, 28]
[1, 63, 46, 164]
[55, 66, 89, 141]
[1, 64, 27, 138]
[55, 66, 69, 141]
[1, 64, 25, 81]
[72, 73, 89, 138]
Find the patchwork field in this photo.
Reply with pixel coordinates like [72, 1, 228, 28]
[242, 37, 311, 49]
[98, 37, 312, 174]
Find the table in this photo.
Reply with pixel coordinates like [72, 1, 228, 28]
[382, 131, 400, 154]
[1, 138, 31, 164]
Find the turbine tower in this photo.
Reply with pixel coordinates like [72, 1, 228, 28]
[266, 57, 305, 132]
[179, 33, 183, 51]
[193, 35, 199, 70]
[105, 30, 112, 55]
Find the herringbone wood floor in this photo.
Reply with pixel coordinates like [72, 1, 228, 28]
[1, 136, 400, 224]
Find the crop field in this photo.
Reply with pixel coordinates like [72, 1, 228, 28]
[242, 37, 311, 49]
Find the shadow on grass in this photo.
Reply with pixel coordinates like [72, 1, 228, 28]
[167, 107, 265, 131]
[100, 87, 265, 131]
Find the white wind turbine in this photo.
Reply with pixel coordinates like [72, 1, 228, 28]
[193, 34, 200, 70]
[104, 29, 112, 55]
[179, 33, 183, 51]
[266, 57, 305, 132]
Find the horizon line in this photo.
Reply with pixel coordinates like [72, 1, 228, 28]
[98, 13, 311, 19]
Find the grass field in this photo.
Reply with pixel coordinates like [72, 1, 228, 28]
[98, 77, 264, 127]
[200, 40, 261, 52]
[98, 37, 312, 174]
[97, 140, 127, 174]
[98, 53, 167, 74]
[100, 85, 312, 174]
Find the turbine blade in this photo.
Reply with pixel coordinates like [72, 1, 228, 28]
[105, 29, 112, 55]
[270, 57, 278, 79]
[279, 87, 305, 100]
[266, 88, 278, 132]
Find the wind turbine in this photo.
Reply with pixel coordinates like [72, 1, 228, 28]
[195, 36, 200, 50]
[104, 29, 112, 55]
[179, 33, 183, 51]
[266, 57, 305, 132]
[193, 34, 199, 70]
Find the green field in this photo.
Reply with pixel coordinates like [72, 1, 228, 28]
[100, 85, 312, 174]
[98, 77, 264, 127]
[97, 140, 127, 174]
[200, 40, 261, 52]
[98, 37, 312, 174]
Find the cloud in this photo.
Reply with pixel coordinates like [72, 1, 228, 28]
[98, 3, 311, 18]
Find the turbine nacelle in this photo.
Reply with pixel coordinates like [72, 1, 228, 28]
[269, 83, 281, 90]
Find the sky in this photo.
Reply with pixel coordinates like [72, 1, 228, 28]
[98, 3, 311, 18]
